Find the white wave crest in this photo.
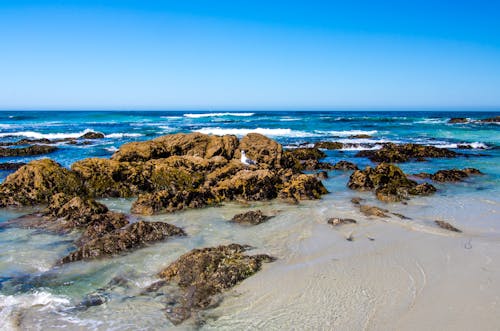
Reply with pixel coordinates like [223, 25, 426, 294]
[105, 146, 118, 152]
[433, 142, 489, 149]
[320, 130, 378, 137]
[194, 127, 316, 137]
[0, 128, 96, 139]
[184, 112, 255, 118]
[0, 292, 71, 330]
[104, 133, 143, 138]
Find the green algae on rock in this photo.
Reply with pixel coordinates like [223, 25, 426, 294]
[348, 163, 436, 202]
[0, 159, 85, 207]
[157, 244, 275, 324]
[356, 143, 457, 163]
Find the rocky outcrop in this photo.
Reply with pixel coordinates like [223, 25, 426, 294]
[231, 210, 272, 225]
[80, 131, 105, 139]
[0, 159, 85, 207]
[356, 143, 457, 163]
[0, 162, 25, 170]
[348, 163, 436, 202]
[327, 218, 357, 226]
[285, 148, 325, 161]
[314, 142, 343, 150]
[131, 189, 212, 215]
[359, 205, 389, 217]
[278, 174, 328, 202]
[448, 118, 468, 124]
[435, 220, 462, 233]
[0, 145, 57, 157]
[479, 116, 500, 123]
[157, 244, 274, 324]
[332, 160, 358, 170]
[212, 169, 282, 202]
[238, 133, 283, 168]
[349, 134, 372, 139]
[430, 168, 482, 182]
[60, 221, 186, 263]
[111, 133, 239, 162]
[1, 133, 328, 213]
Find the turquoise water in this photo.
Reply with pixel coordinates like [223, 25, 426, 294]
[0, 110, 499, 330]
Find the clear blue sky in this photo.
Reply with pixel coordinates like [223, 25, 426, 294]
[1, 0, 499, 110]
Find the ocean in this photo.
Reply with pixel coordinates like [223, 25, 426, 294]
[0, 110, 499, 330]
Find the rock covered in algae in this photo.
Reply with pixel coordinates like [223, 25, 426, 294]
[356, 143, 457, 163]
[231, 210, 273, 225]
[60, 221, 186, 263]
[157, 244, 274, 324]
[348, 163, 436, 202]
[0, 159, 85, 207]
[111, 132, 239, 162]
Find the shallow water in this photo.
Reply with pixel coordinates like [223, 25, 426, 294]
[0, 110, 499, 330]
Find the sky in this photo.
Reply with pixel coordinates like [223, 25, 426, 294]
[0, 0, 499, 110]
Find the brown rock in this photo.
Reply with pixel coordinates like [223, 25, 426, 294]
[71, 158, 149, 197]
[0, 159, 85, 207]
[285, 148, 325, 160]
[316, 171, 328, 179]
[430, 168, 482, 182]
[327, 218, 357, 226]
[213, 169, 282, 202]
[231, 210, 272, 225]
[435, 220, 462, 233]
[278, 174, 328, 201]
[238, 133, 283, 168]
[158, 244, 274, 324]
[448, 118, 468, 124]
[80, 131, 105, 139]
[131, 189, 213, 215]
[0, 162, 26, 170]
[314, 141, 343, 150]
[111, 133, 238, 162]
[60, 221, 185, 263]
[356, 143, 457, 163]
[348, 163, 436, 202]
[479, 116, 500, 123]
[359, 205, 389, 217]
[0, 145, 57, 157]
[332, 160, 358, 170]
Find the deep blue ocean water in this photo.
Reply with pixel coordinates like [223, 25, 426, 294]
[0, 110, 499, 329]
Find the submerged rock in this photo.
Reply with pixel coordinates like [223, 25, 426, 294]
[79, 131, 105, 139]
[231, 210, 272, 225]
[332, 160, 358, 170]
[60, 221, 185, 263]
[314, 142, 343, 150]
[285, 148, 325, 161]
[359, 205, 389, 218]
[448, 117, 468, 124]
[348, 163, 436, 202]
[0, 159, 85, 207]
[0, 145, 57, 157]
[0, 162, 25, 170]
[327, 218, 357, 226]
[435, 220, 462, 233]
[157, 244, 274, 324]
[430, 168, 482, 182]
[479, 116, 500, 123]
[316, 171, 328, 179]
[356, 143, 457, 163]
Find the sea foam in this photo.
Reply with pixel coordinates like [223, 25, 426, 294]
[184, 112, 255, 118]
